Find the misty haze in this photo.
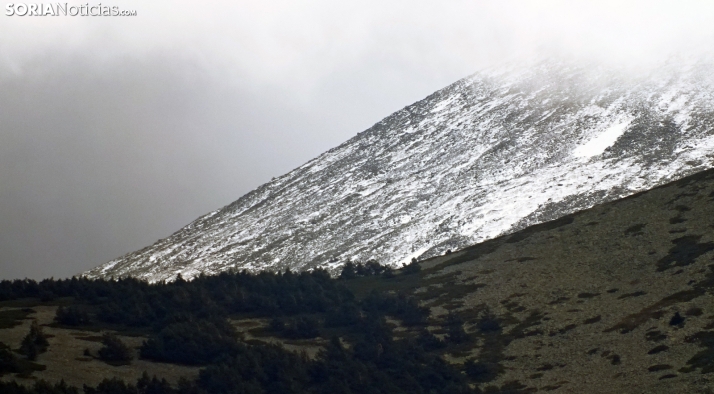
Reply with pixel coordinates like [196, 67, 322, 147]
[2, 1, 714, 393]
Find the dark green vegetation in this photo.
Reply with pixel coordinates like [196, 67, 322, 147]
[0, 268, 479, 393]
[98, 333, 133, 365]
[5, 168, 714, 392]
[19, 321, 49, 361]
[0, 342, 45, 378]
[0, 309, 34, 329]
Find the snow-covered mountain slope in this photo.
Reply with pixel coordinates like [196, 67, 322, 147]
[86, 59, 714, 282]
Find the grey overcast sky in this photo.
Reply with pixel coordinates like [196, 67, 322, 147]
[1, 1, 714, 280]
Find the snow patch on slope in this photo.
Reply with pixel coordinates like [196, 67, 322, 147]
[573, 120, 632, 158]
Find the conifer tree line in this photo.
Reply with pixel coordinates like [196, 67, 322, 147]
[0, 261, 501, 393]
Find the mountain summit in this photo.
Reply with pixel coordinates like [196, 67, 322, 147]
[86, 59, 714, 282]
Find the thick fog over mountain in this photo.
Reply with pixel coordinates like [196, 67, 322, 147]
[2, 1, 714, 279]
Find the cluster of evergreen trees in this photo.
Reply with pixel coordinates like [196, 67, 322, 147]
[338, 259, 421, 280]
[0, 321, 49, 378]
[0, 267, 491, 393]
[0, 342, 22, 375]
[140, 318, 239, 365]
[19, 321, 49, 361]
[98, 333, 133, 365]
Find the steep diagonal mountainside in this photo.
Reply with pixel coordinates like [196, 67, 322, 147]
[86, 59, 714, 282]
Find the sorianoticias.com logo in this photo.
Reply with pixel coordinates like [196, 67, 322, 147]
[5, 3, 137, 16]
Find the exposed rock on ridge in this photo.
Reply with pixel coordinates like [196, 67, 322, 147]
[86, 59, 714, 282]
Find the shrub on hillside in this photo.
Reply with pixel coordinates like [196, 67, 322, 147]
[55, 306, 91, 326]
[0, 342, 21, 375]
[402, 260, 421, 275]
[477, 311, 501, 333]
[140, 319, 239, 365]
[340, 262, 357, 280]
[0, 380, 79, 394]
[464, 358, 499, 383]
[361, 290, 429, 326]
[19, 321, 49, 360]
[416, 329, 446, 351]
[98, 333, 133, 365]
[324, 303, 362, 328]
[445, 313, 469, 344]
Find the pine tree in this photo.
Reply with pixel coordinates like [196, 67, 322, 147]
[19, 321, 49, 360]
[0, 342, 20, 374]
[445, 313, 468, 344]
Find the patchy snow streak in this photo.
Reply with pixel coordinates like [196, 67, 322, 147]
[573, 120, 631, 158]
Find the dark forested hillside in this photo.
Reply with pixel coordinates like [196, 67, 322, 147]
[0, 266, 476, 394]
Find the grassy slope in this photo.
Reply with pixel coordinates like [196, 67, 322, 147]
[0, 304, 199, 388]
[350, 167, 714, 393]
